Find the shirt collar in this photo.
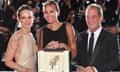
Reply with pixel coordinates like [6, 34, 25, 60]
[88, 25, 102, 37]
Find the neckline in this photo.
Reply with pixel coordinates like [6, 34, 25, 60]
[46, 23, 63, 31]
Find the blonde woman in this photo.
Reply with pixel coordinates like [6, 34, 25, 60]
[5, 4, 37, 72]
[36, 0, 76, 58]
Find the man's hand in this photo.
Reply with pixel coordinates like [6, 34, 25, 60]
[85, 66, 95, 72]
[76, 66, 95, 72]
[76, 66, 86, 72]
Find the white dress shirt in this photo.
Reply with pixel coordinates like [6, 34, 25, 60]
[87, 25, 102, 72]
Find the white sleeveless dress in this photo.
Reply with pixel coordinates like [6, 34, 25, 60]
[15, 33, 36, 72]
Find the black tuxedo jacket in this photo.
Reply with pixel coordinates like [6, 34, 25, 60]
[74, 29, 119, 72]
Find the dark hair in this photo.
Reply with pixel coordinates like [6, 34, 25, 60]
[42, 0, 60, 12]
[16, 4, 33, 18]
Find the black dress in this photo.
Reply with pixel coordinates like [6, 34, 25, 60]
[43, 23, 68, 49]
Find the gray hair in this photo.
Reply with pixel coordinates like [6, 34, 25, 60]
[85, 3, 103, 16]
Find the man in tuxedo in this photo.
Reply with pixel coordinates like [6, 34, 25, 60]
[74, 3, 119, 72]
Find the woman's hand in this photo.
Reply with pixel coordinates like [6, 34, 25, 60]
[59, 42, 68, 49]
[45, 41, 59, 49]
[17, 66, 35, 72]
[45, 41, 68, 49]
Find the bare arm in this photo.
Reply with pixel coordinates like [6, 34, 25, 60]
[36, 29, 43, 50]
[5, 33, 29, 72]
[65, 23, 77, 58]
[5, 34, 21, 70]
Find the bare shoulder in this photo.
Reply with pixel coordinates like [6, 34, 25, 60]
[65, 22, 76, 36]
[65, 22, 74, 30]
[10, 31, 23, 41]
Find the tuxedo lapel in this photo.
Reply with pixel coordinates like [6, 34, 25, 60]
[82, 31, 89, 66]
[84, 32, 89, 66]
[83, 31, 88, 53]
[80, 31, 88, 66]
